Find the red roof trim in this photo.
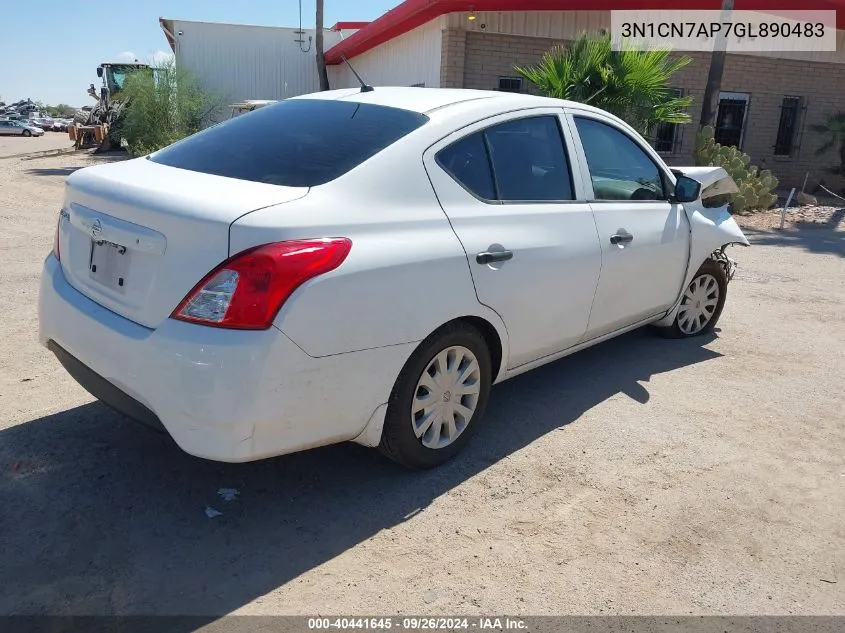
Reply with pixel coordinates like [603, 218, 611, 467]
[330, 21, 371, 31]
[325, 0, 845, 64]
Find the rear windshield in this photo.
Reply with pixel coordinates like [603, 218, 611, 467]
[149, 99, 429, 187]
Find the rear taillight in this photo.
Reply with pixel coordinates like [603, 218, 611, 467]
[52, 213, 61, 261]
[171, 238, 352, 330]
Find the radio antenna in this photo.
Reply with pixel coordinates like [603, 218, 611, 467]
[340, 54, 374, 92]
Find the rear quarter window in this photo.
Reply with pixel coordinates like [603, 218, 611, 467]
[149, 99, 429, 187]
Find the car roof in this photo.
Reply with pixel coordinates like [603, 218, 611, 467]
[290, 86, 608, 117]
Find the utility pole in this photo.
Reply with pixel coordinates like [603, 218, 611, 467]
[316, 0, 330, 91]
[699, 0, 733, 127]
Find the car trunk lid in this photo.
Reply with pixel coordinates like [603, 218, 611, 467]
[58, 157, 308, 329]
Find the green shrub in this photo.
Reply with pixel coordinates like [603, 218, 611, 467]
[121, 60, 224, 157]
[694, 125, 778, 213]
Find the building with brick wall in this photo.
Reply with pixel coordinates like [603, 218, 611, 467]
[325, 0, 845, 188]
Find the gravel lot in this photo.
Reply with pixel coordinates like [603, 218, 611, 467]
[0, 133, 74, 158]
[0, 152, 843, 616]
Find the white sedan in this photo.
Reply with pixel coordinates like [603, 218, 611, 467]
[39, 87, 748, 469]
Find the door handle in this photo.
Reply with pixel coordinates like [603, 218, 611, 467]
[476, 250, 514, 265]
[610, 233, 634, 245]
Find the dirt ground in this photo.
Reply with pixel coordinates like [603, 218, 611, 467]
[0, 151, 843, 617]
[0, 133, 74, 158]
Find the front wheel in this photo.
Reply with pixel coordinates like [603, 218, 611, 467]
[660, 260, 728, 338]
[379, 322, 492, 469]
[22, 129, 31, 137]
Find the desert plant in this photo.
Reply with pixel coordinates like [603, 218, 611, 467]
[121, 59, 224, 156]
[810, 112, 845, 176]
[694, 125, 778, 213]
[515, 32, 693, 135]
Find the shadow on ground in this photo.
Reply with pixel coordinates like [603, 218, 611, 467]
[0, 329, 720, 619]
[25, 152, 128, 178]
[25, 167, 82, 177]
[743, 226, 844, 257]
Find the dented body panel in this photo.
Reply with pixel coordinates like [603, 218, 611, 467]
[654, 167, 749, 327]
[672, 165, 739, 193]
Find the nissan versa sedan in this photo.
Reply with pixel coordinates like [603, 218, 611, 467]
[39, 88, 748, 469]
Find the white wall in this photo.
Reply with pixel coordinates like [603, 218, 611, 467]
[328, 19, 444, 89]
[169, 19, 345, 106]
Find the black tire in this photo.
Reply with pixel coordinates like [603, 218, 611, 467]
[22, 129, 31, 137]
[379, 322, 493, 469]
[658, 259, 728, 338]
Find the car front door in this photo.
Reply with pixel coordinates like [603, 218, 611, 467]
[424, 110, 602, 369]
[566, 110, 691, 340]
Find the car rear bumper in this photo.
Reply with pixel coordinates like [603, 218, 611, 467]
[39, 255, 414, 462]
[48, 340, 167, 434]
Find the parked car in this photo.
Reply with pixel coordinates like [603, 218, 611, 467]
[0, 119, 45, 136]
[39, 88, 747, 469]
[51, 119, 69, 132]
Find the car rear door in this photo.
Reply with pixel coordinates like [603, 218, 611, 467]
[565, 109, 691, 340]
[424, 109, 602, 369]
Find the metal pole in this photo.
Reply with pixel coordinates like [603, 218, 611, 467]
[780, 187, 796, 231]
[801, 171, 809, 194]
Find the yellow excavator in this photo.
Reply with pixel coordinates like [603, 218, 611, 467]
[70, 62, 151, 150]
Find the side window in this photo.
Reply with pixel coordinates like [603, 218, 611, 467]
[435, 132, 496, 200]
[574, 117, 666, 202]
[435, 115, 574, 202]
[485, 116, 573, 201]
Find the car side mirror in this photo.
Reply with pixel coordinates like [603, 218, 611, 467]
[673, 176, 701, 203]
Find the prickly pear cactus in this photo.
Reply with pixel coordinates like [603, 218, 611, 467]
[693, 126, 778, 212]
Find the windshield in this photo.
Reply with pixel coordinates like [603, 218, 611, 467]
[150, 99, 429, 187]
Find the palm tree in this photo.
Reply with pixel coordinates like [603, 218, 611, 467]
[811, 112, 845, 175]
[700, 0, 734, 128]
[515, 32, 692, 136]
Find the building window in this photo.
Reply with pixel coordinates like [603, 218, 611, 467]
[497, 77, 523, 93]
[774, 96, 802, 157]
[653, 88, 683, 153]
[714, 92, 750, 148]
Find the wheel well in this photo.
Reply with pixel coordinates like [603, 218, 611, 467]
[456, 316, 503, 380]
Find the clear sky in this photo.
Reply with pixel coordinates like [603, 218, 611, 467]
[1, 0, 395, 107]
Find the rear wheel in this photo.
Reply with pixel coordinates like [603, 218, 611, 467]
[659, 260, 727, 338]
[22, 129, 31, 137]
[379, 322, 492, 469]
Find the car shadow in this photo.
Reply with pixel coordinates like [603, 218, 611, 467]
[25, 167, 83, 177]
[0, 328, 721, 618]
[743, 225, 844, 258]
